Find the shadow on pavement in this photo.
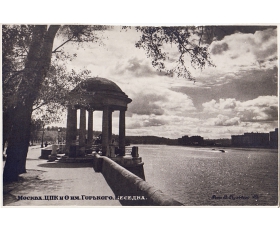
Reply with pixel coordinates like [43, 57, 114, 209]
[38, 162, 93, 168]
[27, 158, 42, 160]
[3, 169, 64, 206]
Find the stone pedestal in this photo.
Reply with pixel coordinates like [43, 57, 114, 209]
[108, 145, 116, 158]
[46, 144, 58, 162]
[111, 156, 145, 180]
[40, 149, 52, 159]
[51, 145, 58, 155]
[131, 146, 139, 157]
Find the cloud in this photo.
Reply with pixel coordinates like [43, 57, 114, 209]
[60, 26, 277, 140]
[213, 115, 240, 126]
[126, 114, 168, 129]
[128, 93, 166, 115]
[238, 95, 278, 122]
[251, 28, 277, 60]
[126, 114, 203, 138]
[113, 57, 166, 78]
[143, 118, 167, 127]
[125, 94, 278, 138]
[123, 76, 196, 118]
[211, 42, 229, 55]
[198, 28, 278, 81]
[202, 96, 278, 123]
[202, 98, 237, 112]
[126, 121, 142, 129]
[209, 26, 277, 41]
[172, 67, 278, 111]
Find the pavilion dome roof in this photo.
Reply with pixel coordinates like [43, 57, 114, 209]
[73, 77, 123, 93]
[69, 77, 131, 110]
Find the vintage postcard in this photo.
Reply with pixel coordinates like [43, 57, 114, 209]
[2, 24, 278, 207]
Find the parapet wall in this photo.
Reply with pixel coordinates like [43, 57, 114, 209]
[93, 155, 183, 206]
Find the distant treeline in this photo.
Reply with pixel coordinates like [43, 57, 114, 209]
[126, 136, 232, 147]
[126, 136, 178, 145]
[35, 126, 232, 147]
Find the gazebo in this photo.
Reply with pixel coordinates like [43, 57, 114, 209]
[65, 77, 132, 157]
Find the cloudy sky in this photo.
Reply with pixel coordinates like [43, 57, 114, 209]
[54, 25, 278, 139]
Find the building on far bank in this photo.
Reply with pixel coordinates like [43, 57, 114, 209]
[204, 138, 231, 147]
[178, 135, 204, 146]
[269, 128, 278, 148]
[231, 128, 278, 148]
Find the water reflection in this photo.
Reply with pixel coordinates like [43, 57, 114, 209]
[138, 145, 278, 206]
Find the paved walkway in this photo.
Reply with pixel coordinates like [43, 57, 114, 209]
[3, 146, 121, 206]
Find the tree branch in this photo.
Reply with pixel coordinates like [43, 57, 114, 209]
[52, 36, 74, 53]
[32, 102, 47, 112]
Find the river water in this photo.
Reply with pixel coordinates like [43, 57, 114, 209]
[137, 145, 278, 206]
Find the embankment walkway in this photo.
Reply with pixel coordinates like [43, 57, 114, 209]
[3, 146, 121, 206]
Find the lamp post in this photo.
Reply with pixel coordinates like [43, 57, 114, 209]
[58, 128, 61, 144]
[40, 116, 49, 148]
[40, 122, 45, 148]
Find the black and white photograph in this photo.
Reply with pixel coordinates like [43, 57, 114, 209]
[2, 24, 278, 207]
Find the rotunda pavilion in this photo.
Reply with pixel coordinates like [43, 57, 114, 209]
[65, 77, 132, 157]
